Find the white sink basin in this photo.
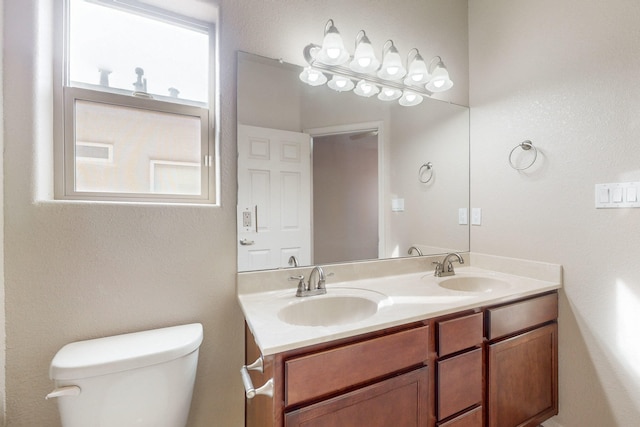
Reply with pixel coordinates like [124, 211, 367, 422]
[278, 289, 387, 327]
[439, 276, 510, 293]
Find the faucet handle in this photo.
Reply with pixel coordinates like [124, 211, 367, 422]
[289, 275, 307, 296]
[432, 261, 443, 277]
[289, 275, 305, 285]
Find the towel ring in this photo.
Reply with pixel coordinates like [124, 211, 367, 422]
[508, 140, 538, 170]
[419, 162, 434, 183]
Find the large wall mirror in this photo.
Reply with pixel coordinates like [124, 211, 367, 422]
[237, 51, 469, 272]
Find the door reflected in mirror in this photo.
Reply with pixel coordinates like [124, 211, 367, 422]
[237, 52, 469, 272]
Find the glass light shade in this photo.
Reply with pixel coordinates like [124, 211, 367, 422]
[349, 32, 380, 73]
[426, 61, 453, 92]
[354, 79, 379, 97]
[315, 21, 349, 66]
[299, 67, 327, 86]
[377, 86, 402, 101]
[398, 90, 423, 106]
[327, 75, 355, 92]
[404, 52, 429, 85]
[377, 42, 406, 80]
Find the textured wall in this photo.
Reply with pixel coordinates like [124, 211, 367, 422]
[469, 1, 640, 426]
[2, 0, 468, 426]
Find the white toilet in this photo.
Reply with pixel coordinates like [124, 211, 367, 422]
[47, 323, 203, 427]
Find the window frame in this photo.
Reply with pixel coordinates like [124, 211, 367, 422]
[53, 0, 218, 205]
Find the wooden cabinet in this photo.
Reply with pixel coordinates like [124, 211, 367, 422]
[246, 323, 430, 427]
[245, 291, 558, 427]
[486, 294, 558, 427]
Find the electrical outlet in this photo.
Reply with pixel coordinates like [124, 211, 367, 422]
[242, 211, 252, 227]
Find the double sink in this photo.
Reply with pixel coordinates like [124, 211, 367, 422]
[237, 257, 562, 355]
[278, 275, 510, 327]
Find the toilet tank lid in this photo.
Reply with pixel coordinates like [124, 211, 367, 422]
[49, 323, 203, 381]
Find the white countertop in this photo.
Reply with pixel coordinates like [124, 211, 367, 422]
[238, 261, 562, 356]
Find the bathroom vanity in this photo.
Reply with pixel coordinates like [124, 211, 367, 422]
[238, 254, 561, 427]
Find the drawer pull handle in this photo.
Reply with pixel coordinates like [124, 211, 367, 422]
[241, 356, 273, 399]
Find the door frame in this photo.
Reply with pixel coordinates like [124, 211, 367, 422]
[303, 121, 385, 260]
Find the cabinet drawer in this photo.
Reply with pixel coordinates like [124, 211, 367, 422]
[437, 348, 483, 420]
[438, 406, 482, 427]
[487, 293, 558, 340]
[284, 367, 429, 427]
[437, 312, 483, 357]
[285, 325, 429, 407]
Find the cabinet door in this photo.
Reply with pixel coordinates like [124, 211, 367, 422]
[487, 323, 558, 427]
[284, 367, 428, 427]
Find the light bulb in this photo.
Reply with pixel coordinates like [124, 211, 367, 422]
[327, 75, 354, 92]
[399, 90, 423, 106]
[299, 67, 327, 86]
[377, 86, 402, 101]
[354, 79, 379, 97]
[327, 48, 341, 59]
[350, 30, 380, 73]
[358, 57, 372, 68]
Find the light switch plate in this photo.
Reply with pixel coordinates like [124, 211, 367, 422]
[458, 208, 468, 225]
[595, 182, 640, 208]
[471, 208, 482, 225]
[391, 198, 405, 212]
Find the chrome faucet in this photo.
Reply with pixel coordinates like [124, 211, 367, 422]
[408, 246, 423, 256]
[433, 252, 464, 277]
[289, 265, 333, 297]
[288, 255, 299, 267]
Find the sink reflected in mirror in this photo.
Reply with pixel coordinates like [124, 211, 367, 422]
[438, 276, 510, 293]
[278, 289, 388, 327]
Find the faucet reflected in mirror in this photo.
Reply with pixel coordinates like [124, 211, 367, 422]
[237, 52, 470, 272]
[408, 246, 423, 256]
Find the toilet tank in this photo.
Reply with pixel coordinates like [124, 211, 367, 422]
[48, 323, 203, 427]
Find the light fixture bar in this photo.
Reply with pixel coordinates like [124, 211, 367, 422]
[303, 44, 435, 97]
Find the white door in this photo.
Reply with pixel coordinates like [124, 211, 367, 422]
[237, 125, 311, 271]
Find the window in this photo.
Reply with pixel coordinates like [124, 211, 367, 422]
[55, 0, 217, 204]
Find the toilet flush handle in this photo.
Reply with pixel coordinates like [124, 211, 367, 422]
[45, 385, 81, 399]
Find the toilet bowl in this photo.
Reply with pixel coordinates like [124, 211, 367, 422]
[47, 323, 203, 427]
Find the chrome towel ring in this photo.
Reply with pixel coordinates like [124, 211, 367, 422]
[419, 162, 434, 183]
[508, 140, 538, 170]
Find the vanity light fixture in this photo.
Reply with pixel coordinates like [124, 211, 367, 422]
[425, 56, 454, 92]
[315, 19, 350, 66]
[354, 79, 380, 97]
[300, 19, 454, 106]
[299, 66, 328, 86]
[327, 75, 355, 92]
[404, 48, 429, 85]
[378, 87, 402, 101]
[350, 31, 380, 73]
[377, 40, 407, 80]
[399, 90, 423, 107]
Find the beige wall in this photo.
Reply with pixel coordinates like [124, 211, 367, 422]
[2, 0, 468, 426]
[469, 1, 640, 426]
